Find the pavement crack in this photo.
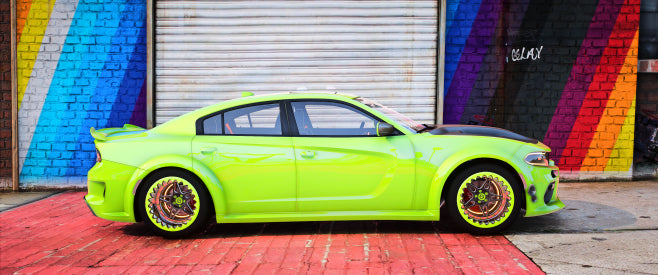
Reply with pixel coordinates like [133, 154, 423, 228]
[320, 221, 334, 269]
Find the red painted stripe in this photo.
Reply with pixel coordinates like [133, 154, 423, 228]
[558, 0, 640, 171]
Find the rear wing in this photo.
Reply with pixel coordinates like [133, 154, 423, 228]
[90, 124, 145, 142]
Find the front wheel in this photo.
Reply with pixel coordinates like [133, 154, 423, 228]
[445, 164, 522, 234]
[138, 169, 211, 238]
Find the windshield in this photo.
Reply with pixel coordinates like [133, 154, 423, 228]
[355, 97, 426, 133]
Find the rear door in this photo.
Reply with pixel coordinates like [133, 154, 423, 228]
[192, 102, 296, 214]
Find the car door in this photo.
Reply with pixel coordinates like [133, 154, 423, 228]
[192, 102, 296, 214]
[289, 100, 416, 212]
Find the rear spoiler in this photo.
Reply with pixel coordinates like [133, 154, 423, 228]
[90, 124, 145, 141]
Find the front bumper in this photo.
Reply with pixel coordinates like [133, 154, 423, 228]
[85, 160, 139, 223]
[523, 166, 564, 217]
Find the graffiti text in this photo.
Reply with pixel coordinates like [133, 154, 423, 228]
[510, 46, 543, 62]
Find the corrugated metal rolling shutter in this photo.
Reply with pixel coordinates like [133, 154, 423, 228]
[155, 0, 437, 125]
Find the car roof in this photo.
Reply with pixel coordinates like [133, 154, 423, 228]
[242, 91, 359, 100]
[150, 92, 364, 135]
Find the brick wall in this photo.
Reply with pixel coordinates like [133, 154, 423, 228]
[16, 0, 146, 187]
[0, 0, 11, 188]
[444, 0, 640, 180]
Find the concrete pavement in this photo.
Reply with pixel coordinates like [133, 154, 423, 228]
[506, 181, 658, 274]
[0, 191, 61, 212]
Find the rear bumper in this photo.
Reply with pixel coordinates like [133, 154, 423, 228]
[85, 160, 138, 223]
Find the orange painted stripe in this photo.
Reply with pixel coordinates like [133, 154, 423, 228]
[16, 0, 33, 42]
[581, 31, 638, 171]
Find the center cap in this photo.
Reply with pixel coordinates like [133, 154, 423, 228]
[174, 195, 184, 206]
[477, 191, 488, 203]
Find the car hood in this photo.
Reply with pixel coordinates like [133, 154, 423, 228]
[428, 125, 539, 144]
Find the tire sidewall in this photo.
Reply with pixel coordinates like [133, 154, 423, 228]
[446, 164, 522, 234]
[138, 169, 211, 238]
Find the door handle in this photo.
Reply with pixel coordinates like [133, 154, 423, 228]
[200, 147, 216, 155]
[300, 150, 316, 158]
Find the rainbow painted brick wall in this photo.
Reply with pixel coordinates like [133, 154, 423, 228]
[444, 0, 640, 180]
[16, 0, 146, 186]
[11, 0, 644, 186]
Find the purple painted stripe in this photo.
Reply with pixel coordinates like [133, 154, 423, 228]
[129, 80, 147, 128]
[444, 0, 502, 124]
[542, 0, 623, 161]
[463, 0, 531, 123]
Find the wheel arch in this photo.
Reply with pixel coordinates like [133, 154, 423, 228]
[123, 155, 227, 222]
[429, 157, 526, 217]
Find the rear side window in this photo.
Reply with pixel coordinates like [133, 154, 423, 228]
[202, 114, 223, 135]
[202, 103, 282, 136]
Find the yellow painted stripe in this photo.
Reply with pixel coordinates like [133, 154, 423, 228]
[605, 97, 636, 172]
[17, 0, 56, 109]
[582, 30, 638, 171]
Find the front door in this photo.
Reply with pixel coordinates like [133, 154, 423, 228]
[289, 101, 415, 212]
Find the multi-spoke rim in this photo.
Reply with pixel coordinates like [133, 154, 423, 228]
[456, 172, 514, 228]
[145, 177, 200, 231]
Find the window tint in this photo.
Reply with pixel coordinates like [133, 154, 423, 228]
[203, 114, 223, 134]
[203, 103, 282, 136]
[291, 101, 378, 136]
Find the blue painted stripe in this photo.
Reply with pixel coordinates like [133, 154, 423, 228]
[67, 0, 146, 176]
[446, 0, 461, 31]
[106, 11, 147, 129]
[444, 0, 483, 96]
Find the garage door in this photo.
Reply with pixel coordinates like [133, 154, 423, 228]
[155, 0, 438, 125]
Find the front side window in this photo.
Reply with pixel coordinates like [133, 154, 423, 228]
[202, 103, 282, 136]
[291, 101, 378, 136]
[355, 97, 425, 133]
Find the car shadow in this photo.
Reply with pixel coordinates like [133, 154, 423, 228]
[507, 199, 638, 233]
[119, 219, 462, 239]
[119, 199, 636, 238]
[199, 220, 464, 239]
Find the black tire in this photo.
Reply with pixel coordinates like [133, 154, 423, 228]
[445, 164, 522, 234]
[138, 169, 211, 238]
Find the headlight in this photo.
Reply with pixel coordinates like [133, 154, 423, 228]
[525, 152, 550, 166]
[96, 147, 101, 163]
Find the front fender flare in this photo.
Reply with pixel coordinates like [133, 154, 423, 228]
[426, 151, 524, 218]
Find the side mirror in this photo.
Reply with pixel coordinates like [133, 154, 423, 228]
[377, 122, 395, 136]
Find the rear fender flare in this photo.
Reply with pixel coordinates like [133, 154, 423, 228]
[124, 154, 227, 221]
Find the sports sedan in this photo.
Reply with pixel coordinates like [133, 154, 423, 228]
[85, 93, 563, 237]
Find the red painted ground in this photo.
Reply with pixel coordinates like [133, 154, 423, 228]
[0, 192, 543, 274]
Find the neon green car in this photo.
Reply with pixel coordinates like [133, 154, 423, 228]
[85, 93, 563, 237]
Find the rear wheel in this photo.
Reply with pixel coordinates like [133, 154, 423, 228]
[138, 169, 210, 238]
[446, 164, 521, 234]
